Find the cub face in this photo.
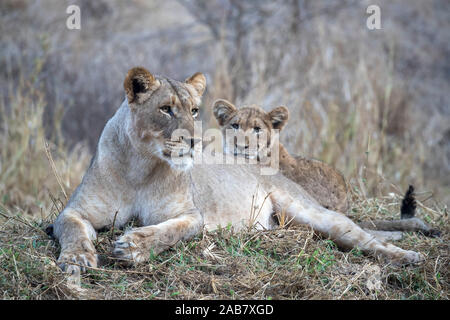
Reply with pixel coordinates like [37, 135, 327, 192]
[213, 99, 289, 159]
[124, 67, 206, 169]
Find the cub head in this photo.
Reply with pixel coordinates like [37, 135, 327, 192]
[213, 99, 289, 160]
[124, 66, 206, 170]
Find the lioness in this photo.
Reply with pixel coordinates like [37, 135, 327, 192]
[212, 100, 440, 238]
[50, 67, 422, 275]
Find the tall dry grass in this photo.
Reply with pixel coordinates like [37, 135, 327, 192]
[0, 73, 90, 218]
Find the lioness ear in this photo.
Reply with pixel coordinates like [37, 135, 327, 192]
[213, 99, 237, 126]
[268, 106, 289, 130]
[185, 72, 206, 96]
[124, 67, 160, 104]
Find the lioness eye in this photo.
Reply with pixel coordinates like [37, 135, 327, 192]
[191, 108, 199, 117]
[160, 105, 172, 116]
[231, 123, 239, 129]
[254, 126, 261, 133]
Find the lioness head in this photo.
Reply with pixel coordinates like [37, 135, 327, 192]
[124, 66, 206, 170]
[213, 99, 289, 159]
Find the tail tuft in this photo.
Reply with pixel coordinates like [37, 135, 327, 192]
[45, 224, 55, 239]
[401, 185, 416, 219]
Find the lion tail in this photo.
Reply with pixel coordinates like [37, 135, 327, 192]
[400, 185, 416, 219]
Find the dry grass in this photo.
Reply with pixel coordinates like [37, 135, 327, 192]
[0, 80, 91, 216]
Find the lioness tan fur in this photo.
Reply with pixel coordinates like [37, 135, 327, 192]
[51, 67, 423, 275]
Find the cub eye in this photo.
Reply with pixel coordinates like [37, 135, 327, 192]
[254, 126, 261, 133]
[160, 105, 172, 116]
[231, 123, 239, 129]
[191, 108, 199, 118]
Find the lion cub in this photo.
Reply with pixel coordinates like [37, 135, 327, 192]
[212, 99, 440, 239]
[213, 99, 349, 213]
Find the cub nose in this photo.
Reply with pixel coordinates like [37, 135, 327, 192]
[233, 136, 250, 150]
[181, 136, 201, 148]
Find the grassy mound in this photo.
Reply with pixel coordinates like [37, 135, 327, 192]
[0, 192, 447, 300]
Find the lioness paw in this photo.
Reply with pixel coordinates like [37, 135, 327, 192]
[112, 237, 142, 263]
[113, 234, 150, 264]
[58, 250, 97, 274]
[112, 228, 164, 265]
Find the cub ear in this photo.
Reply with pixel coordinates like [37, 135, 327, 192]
[185, 72, 206, 96]
[268, 106, 289, 130]
[213, 99, 237, 126]
[124, 67, 160, 104]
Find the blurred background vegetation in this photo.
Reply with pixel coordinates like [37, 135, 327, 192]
[0, 0, 449, 216]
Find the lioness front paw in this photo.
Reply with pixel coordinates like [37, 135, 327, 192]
[58, 250, 98, 274]
[112, 228, 164, 264]
[112, 237, 142, 264]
